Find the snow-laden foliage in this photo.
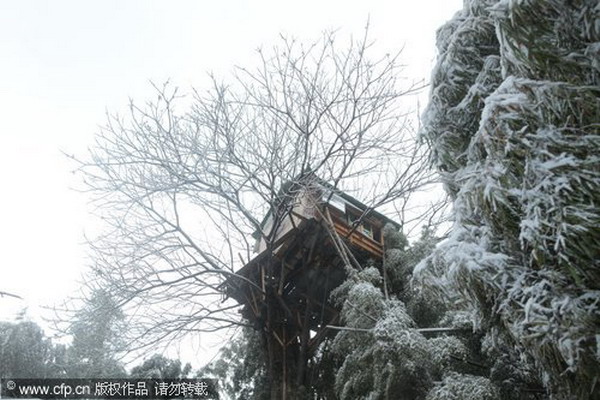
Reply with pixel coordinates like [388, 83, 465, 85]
[491, 0, 600, 85]
[384, 225, 446, 327]
[332, 273, 434, 400]
[480, 331, 546, 400]
[331, 262, 495, 400]
[382, 224, 409, 250]
[0, 317, 129, 380]
[423, 4, 501, 196]
[428, 336, 469, 371]
[385, 225, 439, 294]
[0, 321, 53, 378]
[67, 289, 127, 378]
[417, 0, 600, 398]
[438, 310, 473, 330]
[425, 372, 500, 400]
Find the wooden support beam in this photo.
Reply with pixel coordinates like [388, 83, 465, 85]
[260, 263, 266, 300]
[278, 255, 287, 295]
[287, 335, 298, 346]
[274, 292, 295, 322]
[305, 226, 321, 266]
[272, 330, 284, 347]
[282, 327, 287, 400]
[296, 297, 312, 386]
[246, 289, 259, 317]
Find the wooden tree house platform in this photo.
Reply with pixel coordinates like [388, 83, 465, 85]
[223, 181, 399, 399]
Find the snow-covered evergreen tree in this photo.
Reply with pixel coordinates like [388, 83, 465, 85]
[130, 354, 192, 379]
[329, 228, 498, 400]
[330, 267, 435, 400]
[426, 372, 499, 400]
[0, 320, 53, 378]
[66, 289, 127, 378]
[416, 1, 600, 398]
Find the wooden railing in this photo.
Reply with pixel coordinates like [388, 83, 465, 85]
[331, 220, 383, 259]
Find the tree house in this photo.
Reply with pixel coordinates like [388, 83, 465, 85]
[223, 179, 399, 399]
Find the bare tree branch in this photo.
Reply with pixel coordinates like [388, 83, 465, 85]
[67, 29, 439, 353]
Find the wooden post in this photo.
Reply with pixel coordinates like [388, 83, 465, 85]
[282, 326, 286, 400]
[296, 297, 311, 387]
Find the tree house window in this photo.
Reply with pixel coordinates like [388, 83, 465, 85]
[360, 221, 373, 238]
[346, 210, 380, 241]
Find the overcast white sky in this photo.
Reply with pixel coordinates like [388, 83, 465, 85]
[0, 0, 462, 365]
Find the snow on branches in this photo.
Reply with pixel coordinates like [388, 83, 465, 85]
[416, 0, 600, 398]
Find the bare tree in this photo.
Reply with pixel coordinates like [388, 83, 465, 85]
[0, 291, 22, 300]
[72, 29, 435, 354]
